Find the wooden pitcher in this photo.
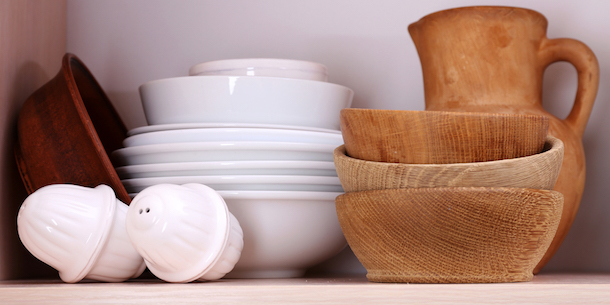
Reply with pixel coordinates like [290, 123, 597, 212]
[408, 6, 599, 273]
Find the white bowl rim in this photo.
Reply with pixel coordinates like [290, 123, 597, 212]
[128, 190, 344, 200]
[139, 75, 353, 92]
[189, 58, 328, 76]
[216, 190, 343, 200]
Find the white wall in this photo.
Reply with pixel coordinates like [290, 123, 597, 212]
[67, 0, 610, 274]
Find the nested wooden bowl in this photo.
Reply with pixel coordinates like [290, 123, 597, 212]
[335, 187, 563, 283]
[334, 136, 563, 192]
[340, 108, 549, 164]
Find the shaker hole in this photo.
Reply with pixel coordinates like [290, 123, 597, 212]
[139, 209, 143, 214]
[146, 208, 150, 213]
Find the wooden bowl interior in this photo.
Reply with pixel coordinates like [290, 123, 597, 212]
[340, 108, 549, 164]
[70, 57, 126, 157]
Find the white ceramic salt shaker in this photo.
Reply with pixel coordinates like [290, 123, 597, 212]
[125, 183, 243, 283]
[17, 184, 146, 283]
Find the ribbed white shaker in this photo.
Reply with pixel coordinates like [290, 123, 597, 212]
[17, 184, 146, 283]
[126, 183, 243, 283]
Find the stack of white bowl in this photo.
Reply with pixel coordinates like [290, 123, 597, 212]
[110, 58, 353, 279]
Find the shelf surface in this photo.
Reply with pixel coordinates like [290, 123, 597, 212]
[1, 273, 610, 304]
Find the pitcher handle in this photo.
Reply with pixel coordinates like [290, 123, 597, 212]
[539, 38, 599, 137]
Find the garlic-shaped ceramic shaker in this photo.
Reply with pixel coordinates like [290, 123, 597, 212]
[125, 183, 244, 283]
[17, 184, 147, 283]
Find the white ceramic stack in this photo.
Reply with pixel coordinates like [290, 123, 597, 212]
[110, 58, 353, 279]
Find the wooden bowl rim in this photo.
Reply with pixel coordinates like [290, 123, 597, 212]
[340, 108, 551, 121]
[334, 135, 562, 167]
[337, 185, 564, 198]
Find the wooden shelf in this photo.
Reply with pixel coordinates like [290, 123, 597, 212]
[1, 273, 609, 304]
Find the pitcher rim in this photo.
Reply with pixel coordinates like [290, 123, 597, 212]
[409, 6, 548, 29]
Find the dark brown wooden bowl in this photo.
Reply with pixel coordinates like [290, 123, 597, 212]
[15, 53, 131, 204]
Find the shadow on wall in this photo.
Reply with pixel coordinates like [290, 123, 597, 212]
[106, 91, 147, 131]
[2, 61, 57, 279]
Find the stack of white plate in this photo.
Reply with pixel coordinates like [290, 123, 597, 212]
[112, 123, 345, 194]
[110, 58, 354, 278]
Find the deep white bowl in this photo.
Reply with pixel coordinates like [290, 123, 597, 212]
[115, 160, 337, 179]
[219, 191, 347, 278]
[121, 175, 343, 193]
[123, 127, 343, 147]
[139, 76, 353, 129]
[188, 58, 328, 82]
[111, 141, 337, 166]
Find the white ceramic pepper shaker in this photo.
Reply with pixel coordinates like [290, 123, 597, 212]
[125, 183, 243, 283]
[17, 184, 146, 283]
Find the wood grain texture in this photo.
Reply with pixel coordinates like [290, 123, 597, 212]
[340, 108, 548, 164]
[408, 6, 599, 273]
[334, 136, 563, 192]
[15, 54, 130, 204]
[0, 0, 66, 280]
[335, 188, 563, 283]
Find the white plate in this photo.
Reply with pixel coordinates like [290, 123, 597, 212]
[121, 175, 344, 193]
[127, 123, 342, 137]
[123, 127, 343, 147]
[111, 141, 337, 166]
[115, 160, 337, 179]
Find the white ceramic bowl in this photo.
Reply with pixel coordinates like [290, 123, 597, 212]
[111, 141, 337, 166]
[123, 128, 343, 147]
[115, 160, 338, 179]
[188, 58, 328, 82]
[139, 76, 353, 129]
[219, 191, 347, 278]
[127, 123, 341, 137]
[121, 175, 344, 193]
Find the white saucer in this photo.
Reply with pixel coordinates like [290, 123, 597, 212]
[127, 123, 341, 137]
[123, 127, 343, 147]
[111, 141, 337, 166]
[121, 175, 343, 193]
[115, 160, 337, 179]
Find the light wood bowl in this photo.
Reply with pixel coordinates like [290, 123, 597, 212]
[340, 108, 549, 164]
[334, 136, 563, 192]
[335, 187, 563, 283]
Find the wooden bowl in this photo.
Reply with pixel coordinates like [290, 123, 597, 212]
[335, 187, 563, 283]
[15, 53, 131, 204]
[334, 136, 563, 192]
[340, 108, 549, 164]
